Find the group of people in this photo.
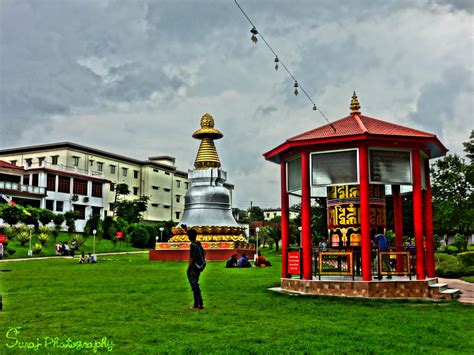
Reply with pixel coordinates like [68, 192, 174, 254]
[79, 251, 96, 264]
[225, 252, 272, 268]
[55, 241, 77, 257]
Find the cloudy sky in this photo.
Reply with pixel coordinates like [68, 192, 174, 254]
[1, 0, 473, 208]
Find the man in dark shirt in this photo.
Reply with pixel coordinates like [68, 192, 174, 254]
[187, 229, 204, 310]
[226, 254, 238, 268]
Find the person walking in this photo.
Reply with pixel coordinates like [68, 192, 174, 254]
[186, 228, 206, 310]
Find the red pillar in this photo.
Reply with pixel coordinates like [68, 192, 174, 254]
[392, 185, 404, 272]
[280, 161, 290, 278]
[359, 144, 372, 281]
[412, 148, 426, 279]
[301, 152, 312, 280]
[423, 159, 436, 278]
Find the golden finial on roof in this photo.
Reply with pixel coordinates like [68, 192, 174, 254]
[192, 113, 223, 169]
[350, 91, 361, 115]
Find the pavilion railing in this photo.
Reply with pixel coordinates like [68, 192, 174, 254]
[377, 251, 412, 280]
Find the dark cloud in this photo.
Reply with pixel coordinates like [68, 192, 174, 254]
[433, 0, 474, 13]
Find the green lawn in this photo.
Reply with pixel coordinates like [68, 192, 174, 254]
[3, 232, 146, 259]
[0, 250, 472, 354]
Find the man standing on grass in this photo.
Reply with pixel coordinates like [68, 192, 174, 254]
[186, 228, 206, 310]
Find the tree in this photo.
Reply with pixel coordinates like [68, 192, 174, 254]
[294, 203, 328, 240]
[248, 206, 264, 221]
[431, 153, 473, 236]
[115, 196, 149, 223]
[64, 211, 80, 233]
[38, 209, 54, 226]
[112, 183, 130, 216]
[462, 129, 474, 162]
[1, 205, 24, 226]
[23, 206, 40, 229]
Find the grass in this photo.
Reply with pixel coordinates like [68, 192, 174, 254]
[462, 276, 474, 283]
[0, 249, 473, 354]
[3, 232, 147, 259]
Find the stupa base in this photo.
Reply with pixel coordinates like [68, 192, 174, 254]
[149, 242, 255, 261]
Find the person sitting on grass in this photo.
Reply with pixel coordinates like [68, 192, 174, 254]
[87, 253, 96, 264]
[255, 252, 272, 267]
[238, 252, 251, 268]
[79, 251, 86, 264]
[225, 254, 238, 268]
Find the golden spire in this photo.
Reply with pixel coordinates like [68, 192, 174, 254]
[350, 91, 361, 115]
[192, 113, 223, 169]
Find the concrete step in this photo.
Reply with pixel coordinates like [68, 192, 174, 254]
[429, 283, 448, 290]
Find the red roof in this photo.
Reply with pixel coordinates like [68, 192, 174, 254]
[264, 113, 448, 163]
[0, 160, 23, 170]
[289, 114, 435, 141]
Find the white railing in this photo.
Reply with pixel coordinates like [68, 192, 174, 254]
[0, 181, 46, 194]
[24, 161, 104, 178]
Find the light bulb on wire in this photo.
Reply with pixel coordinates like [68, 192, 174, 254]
[313, 104, 317, 111]
[250, 26, 258, 43]
[274, 56, 279, 71]
[293, 81, 299, 96]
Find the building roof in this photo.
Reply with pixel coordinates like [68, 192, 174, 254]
[0, 142, 186, 174]
[264, 94, 448, 164]
[0, 160, 24, 170]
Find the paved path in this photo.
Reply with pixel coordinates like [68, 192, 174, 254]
[0, 250, 148, 262]
[438, 277, 474, 304]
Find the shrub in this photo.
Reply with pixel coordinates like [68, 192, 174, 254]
[32, 243, 43, 254]
[6, 227, 18, 240]
[53, 213, 65, 229]
[453, 233, 468, 252]
[16, 231, 31, 246]
[128, 224, 150, 248]
[70, 234, 85, 249]
[436, 253, 465, 278]
[38, 209, 54, 226]
[458, 252, 474, 267]
[38, 226, 52, 235]
[37, 233, 50, 246]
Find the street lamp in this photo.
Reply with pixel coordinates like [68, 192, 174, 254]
[159, 227, 164, 242]
[93, 229, 97, 262]
[298, 226, 302, 247]
[255, 227, 260, 262]
[27, 224, 34, 257]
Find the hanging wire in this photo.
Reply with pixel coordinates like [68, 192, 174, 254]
[233, 0, 336, 132]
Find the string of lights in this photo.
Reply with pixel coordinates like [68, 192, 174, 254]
[234, 0, 336, 132]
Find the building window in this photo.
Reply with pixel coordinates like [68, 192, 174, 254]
[133, 187, 139, 195]
[151, 203, 159, 208]
[89, 160, 94, 167]
[109, 203, 115, 211]
[73, 179, 88, 195]
[185, 182, 189, 189]
[73, 205, 86, 220]
[38, 157, 45, 165]
[165, 172, 170, 175]
[164, 205, 170, 209]
[32, 174, 39, 186]
[10, 160, 17, 166]
[72, 156, 80, 167]
[110, 165, 116, 174]
[25, 158, 32, 167]
[176, 180, 181, 188]
[51, 156, 59, 165]
[110, 183, 115, 192]
[92, 207, 101, 217]
[97, 162, 103, 172]
[92, 182, 102, 198]
[164, 188, 171, 192]
[122, 167, 128, 177]
[176, 195, 180, 203]
[153, 169, 159, 173]
[58, 176, 70, 193]
[56, 201, 64, 212]
[23, 175, 30, 185]
[175, 212, 180, 219]
[152, 186, 159, 190]
[46, 200, 54, 211]
[134, 170, 139, 179]
[47, 174, 56, 191]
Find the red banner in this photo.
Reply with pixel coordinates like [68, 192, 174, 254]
[288, 252, 301, 274]
[0, 234, 7, 243]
